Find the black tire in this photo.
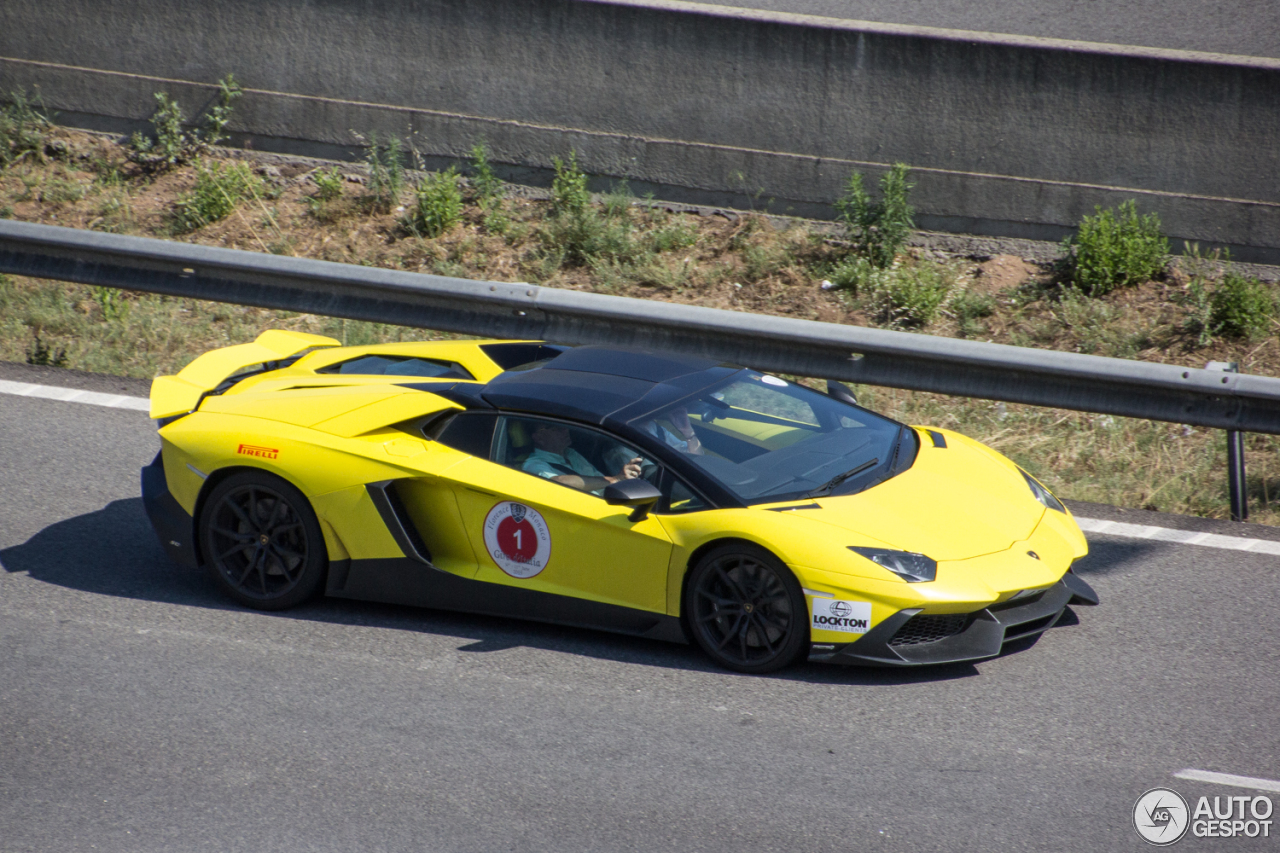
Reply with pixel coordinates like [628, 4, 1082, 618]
[199, 470, 327, 610]
[685, 543, 808, 673]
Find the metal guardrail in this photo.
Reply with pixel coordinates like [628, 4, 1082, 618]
[2, 219, 1280, 441]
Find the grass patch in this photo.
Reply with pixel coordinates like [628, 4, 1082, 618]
[1060, 200, 1168, 296]
[0, 273, 461, 378]
[829, 256, 958, 328]
[1210, 271, 1276, 340]
[0, 90, 52, 169]
[406, 167, 463, 238]
[172, 159, 263, 233]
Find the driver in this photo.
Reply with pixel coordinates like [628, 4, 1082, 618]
[523, 422, 642, 493]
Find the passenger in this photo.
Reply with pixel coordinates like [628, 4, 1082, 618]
[643, 406, 704, 455]
[523, 422, 642, 493]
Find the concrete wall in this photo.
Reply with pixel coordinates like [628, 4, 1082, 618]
[3, 0, 1279, 261]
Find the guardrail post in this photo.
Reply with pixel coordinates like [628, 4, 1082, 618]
[1208, 361, 1248, 522]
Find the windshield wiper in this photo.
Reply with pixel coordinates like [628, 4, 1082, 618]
[806, 457, 879, 498]
[854, 427, 909, 494]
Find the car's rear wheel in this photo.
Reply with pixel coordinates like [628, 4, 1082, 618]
[686, 543, 808, 673]
[199, 470, 327, 610]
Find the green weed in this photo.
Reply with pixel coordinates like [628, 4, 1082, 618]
[1211, 271, 1275, 340]
[129, 75, 242, 173]
[95, 287, 129, 321]
[740, 241, 790, 282]
[172, 158, 262, 232]
[468, 142, 504, 206]
[541, 161, 646, 266]
[825, 255, 876, 293]
[1176, 250, 1217, 347]
[551, 151, 590, 216]
[407, 167, 463, 238]
[644, 217, 696, 254]
[0, 90, 52, 169]
[38, 176, 87, 203]
[90, 192, 133, 233]
[359, 131, 405, 212]
[836, 163, 914, 269]
[201, 74, 242, 147]
[310, 166, 344, 202]
[1060, 200, 1168, 296]
[949, 288, 998, 337]
[867, 261, 955, 328]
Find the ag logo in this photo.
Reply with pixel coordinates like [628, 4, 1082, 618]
[1134, 788, 1190, 845]
[483, 502, 551, 579]
[830, 601, 852, 618]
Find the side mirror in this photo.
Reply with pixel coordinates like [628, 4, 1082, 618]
[603, 479, 663, 522]
[826, 380, 858, 406]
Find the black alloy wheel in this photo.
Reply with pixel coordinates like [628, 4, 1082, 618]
[199, 471, 327, 610]
[686, 544, 808, 673]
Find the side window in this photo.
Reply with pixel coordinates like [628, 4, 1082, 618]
[426, 411, 497, 458]
[661, 471, 709, 514]
[495, 416, 658, 497]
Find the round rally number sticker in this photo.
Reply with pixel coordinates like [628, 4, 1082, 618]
[483, 502, 552, 578]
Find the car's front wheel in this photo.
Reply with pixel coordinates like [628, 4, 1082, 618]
[199, 470, 327, 610]
[686, 543, 808, 673]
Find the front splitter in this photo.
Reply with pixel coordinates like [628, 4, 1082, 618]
[808, 574, 1096, 667]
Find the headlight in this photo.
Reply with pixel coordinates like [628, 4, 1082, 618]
[1021, 469, 1065, 513]
[848, 546, 937, 582]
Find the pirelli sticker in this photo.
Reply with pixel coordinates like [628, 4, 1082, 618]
[811, 597, 872, 635]
[237, 443, 279, 460]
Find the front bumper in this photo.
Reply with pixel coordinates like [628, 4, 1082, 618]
[141, 452, 200, 570]
[809, 572, 1097, 667]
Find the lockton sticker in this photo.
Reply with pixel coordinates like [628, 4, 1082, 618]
[237, 443, 279, 460]
[483, 502, 552, 578]
[811, 598, 872, 634]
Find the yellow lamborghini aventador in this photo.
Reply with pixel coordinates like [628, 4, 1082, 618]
[142, 330, 1096, 673]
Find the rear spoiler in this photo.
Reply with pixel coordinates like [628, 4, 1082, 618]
[149, 330, 340, 419]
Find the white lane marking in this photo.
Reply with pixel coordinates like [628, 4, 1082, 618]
[0, 378, 149, 411]
[1174, 769, 1280, 794]
[1075, 516, 1280, 556]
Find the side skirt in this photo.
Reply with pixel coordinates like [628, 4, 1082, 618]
[332, 557, 689, 645]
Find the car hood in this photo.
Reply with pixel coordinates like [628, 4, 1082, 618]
[793, 430, 1044, 561]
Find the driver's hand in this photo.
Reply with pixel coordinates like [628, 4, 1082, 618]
[620, 457, 643, 480]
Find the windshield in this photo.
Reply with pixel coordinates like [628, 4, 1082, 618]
[629, 370, 911, 504]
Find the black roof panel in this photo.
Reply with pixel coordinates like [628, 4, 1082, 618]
[481, 368, 656, 423]
[542, 346, 720, 383]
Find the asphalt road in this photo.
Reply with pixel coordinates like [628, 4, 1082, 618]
[679, 0, 1280, 59]
[2, 382, 1279, 851]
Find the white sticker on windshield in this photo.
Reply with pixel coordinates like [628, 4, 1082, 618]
[760, 375, 787, 387]
[810, 598, 872, 634]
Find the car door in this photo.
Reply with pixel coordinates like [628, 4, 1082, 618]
[446, 414, 674, 614]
